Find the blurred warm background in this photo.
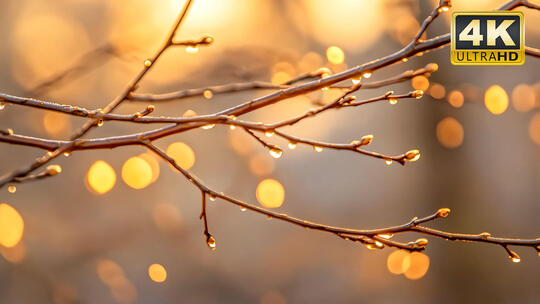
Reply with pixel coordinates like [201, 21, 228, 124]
[0, 0, 539, 303]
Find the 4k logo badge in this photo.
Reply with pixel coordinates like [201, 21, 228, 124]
[451, 12, 524, 65]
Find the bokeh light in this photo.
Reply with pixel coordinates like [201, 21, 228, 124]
[0, 243, 26, 264]
[166, 142, 195, 170]
[436, 117, 464, 148]
[96, 259, 125, 286]
[429, 83, 446, 99]
[484, 85, 509, 115]
[229, 129, 257, 156]
[152, 203, 182, 233]
[298, 52, 323, 73]
[529, 113, 540, 146]
[447, 90, 464, 108]
[87, 160, 116, 194]
[411, 76, 429, 91]
[386, 250, 409, 275]
[256, 179, 285, 208]
[42, 112, 71, 137]
[293, 0, 384, 51]
[0, 203, 24, 248]
[326, 46, 345, 65]
[403, 252, 430, 280]
[249, 154, 275, 176]
[511, 84, 535, 112]
[11, 12, 91, 90]
[121, 157, 153, 189]
[148, 264, 167, 282]
[138, 152, 160, 183]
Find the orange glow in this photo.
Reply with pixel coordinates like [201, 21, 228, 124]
[484, 85, 509, 115]
[298, 52, 323, 72]
[152, 203, 182, 233]
[87, 160, 116, 194]
[12, 13, 91, 90]
[294, 0, 384, 51]
[403, 252, 430, 280]
[138, 152, 160, 183]
[436, 117, 464, 148]
[166, 142, 195, 170]
[386, 250, 409, 275]
[271, 71, 292, 85]
[249, 154, 275, 176]
[411, 76, 429, 91]
[429, 83, 446, 99]
[122, 157, 153, 189]
[326, 46, 345, 64]
[148, 264, 167, 282]
[229, 129, 257, 156]
[447, 90, 464, 108]
[511, 84, 535, 112]
[256, 179, 285, 208]
[529, 113, 540, 146]
[96, 259, 125, 286]
[42, 112, 71, 137]
[0, 243, 26, 264]
[0, 204, 24, 248]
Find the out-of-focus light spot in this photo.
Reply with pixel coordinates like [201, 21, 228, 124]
[249, 154, 275, 176]
[0, 204, 24, 248]
[256, 179, 285, 208]
[110, 279, 137, 304]
[403, 252, 430, 280]
[460, 83, 482, 102]
[12, 13, 91, 89]
[87, 160, 116, 194]
[534, 82, 540, 107]
[429, 83, 446, 99]
[122, 157, 153, 189]
[326, 46, 345, 64]
[229, 129, 257, 156]
[436, 117, 464, 148]
[389, 13, 421, 45]
[152, 203, 182, 233]
[294, 0, 384, 51]
[166, 142, 195, 170]
[96, 259, 125, 286]
[484, 85, 509, 115]
[411, 76, 429, 91]
[96, 259, 137, 303]
[260, 290, 287, 304]
[529, 113, 540, 146]
[43, 112, 71, 137]
[272, 62, 296, 76]
[511, 84, 535, 112]
[298, 52, 323, 73]
[138, 152, 160, 183]
[52, 285, 78, 304]
[0, 243, 26, 264]
[271, 71, 292, 85]
[387, 250, 409, 275]
[447, 90, 464, 108]
[148, 264, 167, 282]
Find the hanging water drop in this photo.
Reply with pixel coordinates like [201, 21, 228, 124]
[269, 148, 282, 159]
[206, 235, 216, 250]
[7, 185, 16, 193]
